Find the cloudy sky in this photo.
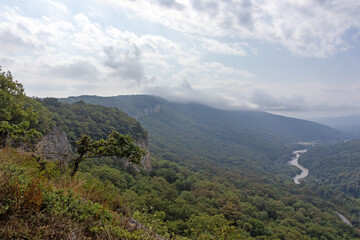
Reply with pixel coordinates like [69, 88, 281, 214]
[1, 0, 360, 119]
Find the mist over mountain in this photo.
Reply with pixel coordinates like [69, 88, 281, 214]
[313, 114, 360, 139]
[3, 0, 360, 238]
[2, 68, 360, 239]
[62, 95, 344, 172]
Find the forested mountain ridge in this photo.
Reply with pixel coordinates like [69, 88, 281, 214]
[62, 95, 344, 172]
[2, 69, 360, 239]
[300, 139, 360, 198]
[63, 95, 343, 144]
[42, 98, 148, 144]
[39, 98, 152, 171]
[64, 95, 166, 119]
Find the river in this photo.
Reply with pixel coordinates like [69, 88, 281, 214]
[288, 150, 353, 226]
[288, 149, 308, 184]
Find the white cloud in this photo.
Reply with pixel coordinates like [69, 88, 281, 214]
[42, 0, 70, 15]
[103, 0, 360, 57]
[196, 37, 247, 56]
[1, 2, 360, 118]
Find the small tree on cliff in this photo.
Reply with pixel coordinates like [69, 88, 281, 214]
[71, 131, 145, 176]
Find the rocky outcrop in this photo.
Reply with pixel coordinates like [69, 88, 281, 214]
[34, 127, 151, 172]
[35, 127, 73, 162]
[132, 104, 162, 119]
[138, 139, 152, 172]
[120, 139, 152, 172]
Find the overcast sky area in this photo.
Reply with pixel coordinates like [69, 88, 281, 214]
[1, 0, 360, 119]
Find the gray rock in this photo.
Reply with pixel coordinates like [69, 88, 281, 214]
[35, 127, 73, 162]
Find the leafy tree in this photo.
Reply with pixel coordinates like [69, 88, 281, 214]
[0, 67, 52, 147]
[71, 131, 145, 176]
[0, 121, 42, 147]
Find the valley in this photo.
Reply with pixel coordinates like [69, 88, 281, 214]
[2, 70, 360, 239]
[2, 1, 360, 239]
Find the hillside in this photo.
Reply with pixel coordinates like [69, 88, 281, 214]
[300, 140, 360, 198]
[313, 114, 360, 139]
[2, 69, 360, 239]
[62, 95, 343, 172]
[63, 95, 342, 143]
[41, 98, 148, 144]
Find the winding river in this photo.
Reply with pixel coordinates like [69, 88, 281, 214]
[288, 149, 308, 184]
[288, 150, 353, 226]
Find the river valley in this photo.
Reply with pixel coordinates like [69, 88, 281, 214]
[288, 149, 353, 226]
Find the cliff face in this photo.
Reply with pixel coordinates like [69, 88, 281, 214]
[138, 139, 152, 172]
[35, 127, 73, 162]
[120, 139, 152, 172]
[130, 103, 162, 119]
[35, 127, 152, 172]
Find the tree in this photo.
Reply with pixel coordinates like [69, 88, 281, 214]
[0, 121, 42, 147]
[0, 67, 50, 147]
[71, 131, 145, 176]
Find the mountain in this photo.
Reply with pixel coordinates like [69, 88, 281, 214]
[62, 95, 343, 172]
[312, 114, 360, 139]
[300, 139, 360, 198]
[40, 98, 152, 171]
[4, 68, 360, 239]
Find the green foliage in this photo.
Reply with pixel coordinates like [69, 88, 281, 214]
[41, 98, 147, 144]
[60, 95, 343, 172]
[301, 140, 360, 199]
[62, 94, 166, 118]
[71, 131, 145, 176]
[0, 67, 52, 147]
[0, 149, 156, 239]
[43, 189, 113, 222]
[77, 153, 360, 239]
[2, 72, 360, 239]
[0, 121, 42, 147]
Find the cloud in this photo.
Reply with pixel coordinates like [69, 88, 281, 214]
[143, 83, 236, 110]
[154, 0, 185, 10]
[1, 2, 360, 119]
[42, 0, 70, 15]
[0, 28, 38, 52]
[104, 45, 144, 85]
[250, 89, 305, 111]
[195, 37, 248, 56]
[104, 0, 360, 57]
[47, 58, 100, 80]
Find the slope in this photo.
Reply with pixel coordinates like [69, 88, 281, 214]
[313, 114, 360, 139]
[62, 95, 343, 172]
[300, 139, 360, 198]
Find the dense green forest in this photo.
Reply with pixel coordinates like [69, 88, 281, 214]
[2, 68, 360, 239]
[41, 98, 147, 144]
[62, 95, 343, 173]
[300, 140, 360, 198]
[63, 95, 343, 144]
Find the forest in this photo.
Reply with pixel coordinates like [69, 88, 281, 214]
[300, 140, 360, 198]
[1, 67, 360, 239]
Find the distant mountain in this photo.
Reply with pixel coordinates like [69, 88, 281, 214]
[312, 114, 360, 139]
[62, 95, 343, 172]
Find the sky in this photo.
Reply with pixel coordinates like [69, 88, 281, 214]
[1, 0, 360, 119]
